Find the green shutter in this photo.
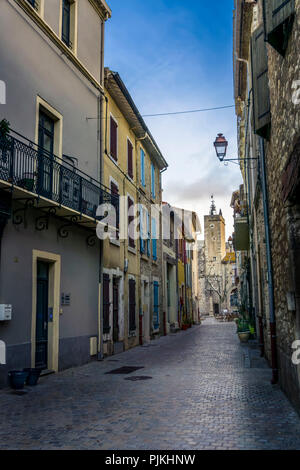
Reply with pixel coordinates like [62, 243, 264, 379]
[251, 25, 271, 139]
[264, 0, 295, 55]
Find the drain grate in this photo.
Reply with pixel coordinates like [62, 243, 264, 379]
[125, 376, 152, 381]
[105, 366, 144, 375]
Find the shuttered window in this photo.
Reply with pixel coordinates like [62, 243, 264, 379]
[140, 148, 145, 187]
[147, 210, 150, 257]
[110, 117, 118, 161]
[251, 25, 271, 139]
[140, 205, 145, 254]
[128, 196, 135, 249]
[153, 282, 159, 331]
[151, 163, 155, 199]
[127, 139, 133, 179]
[264, 0, 295, 55]
[110, 181, 119, 235]
[129, 279, 136, 332]
[152, 217, 157, 261]
[103, 274, 110, 334]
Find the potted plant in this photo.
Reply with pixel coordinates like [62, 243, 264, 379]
[8, 370, 29, 390]
[237, 319, 250, 343]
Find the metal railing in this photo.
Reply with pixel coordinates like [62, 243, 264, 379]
[0, 131, 119, 221]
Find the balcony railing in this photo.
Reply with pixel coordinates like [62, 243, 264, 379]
[0, 131, 119, 221]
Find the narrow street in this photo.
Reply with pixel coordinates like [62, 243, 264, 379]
[1, 318, 300, 450]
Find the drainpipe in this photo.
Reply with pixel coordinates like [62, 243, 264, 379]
[259, 137, 278, 384]
[98, 18, 106, 361]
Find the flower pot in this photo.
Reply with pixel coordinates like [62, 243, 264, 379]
[23, 368, 42, 386]
[238, 332, 250, 343]
[8, 370, 29, 390]
[182, 325, 188, 331]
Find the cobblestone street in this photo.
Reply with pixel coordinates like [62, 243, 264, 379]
[1, 318, 300, 450]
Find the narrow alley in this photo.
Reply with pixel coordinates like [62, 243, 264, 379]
[1, 319, 300, 450]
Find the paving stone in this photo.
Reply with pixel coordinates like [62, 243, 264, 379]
[0, 317, 300, 449]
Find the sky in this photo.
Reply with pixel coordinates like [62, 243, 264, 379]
[105, 0, 242, 239]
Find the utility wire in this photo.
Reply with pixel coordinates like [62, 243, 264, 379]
[87, 104, 235, 120]
[142, 104, 235, 117]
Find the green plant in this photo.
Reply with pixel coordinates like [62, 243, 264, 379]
[237, 318, 250, 333]
[0, 119, 10, 138]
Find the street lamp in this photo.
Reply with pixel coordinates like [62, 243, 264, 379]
[213, 133, 258, 163]
[213, 133, 228, 161]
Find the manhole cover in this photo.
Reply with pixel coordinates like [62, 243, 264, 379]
[125, 376, 152, 381]
[105, 366, 144, 375]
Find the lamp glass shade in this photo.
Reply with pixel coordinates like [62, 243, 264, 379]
[214, 133, 228, 161]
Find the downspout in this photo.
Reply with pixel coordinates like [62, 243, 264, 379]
[259, 137, 278, 384]
[98, 17, 106, 361]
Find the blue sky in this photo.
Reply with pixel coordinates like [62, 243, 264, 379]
[105, 0, 242, 238]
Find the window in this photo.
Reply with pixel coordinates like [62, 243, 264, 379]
[103, 274, 110, 334]
[153, 282, 159, 331]
[140, 148, 145, 187]
[146, 211, 150, 257]
[263, 0, 295, 56]
[129, 279, 136, 332]
[152, 217, 157, 261]
[128, 196, 135, 249]
[151, 163, 155, 199]
[62, 0, 71, 47]
[110, 117, 118, 161]
[127, 139, 133, 179]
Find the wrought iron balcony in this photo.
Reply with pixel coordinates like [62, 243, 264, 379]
[0, 130, 119, 221]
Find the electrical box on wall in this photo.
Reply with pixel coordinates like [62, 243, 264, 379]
[0, 305, 12, 321]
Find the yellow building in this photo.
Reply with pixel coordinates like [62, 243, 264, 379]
[102, 68, 168, 354]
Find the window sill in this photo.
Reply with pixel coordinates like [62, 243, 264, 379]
[128, 245, 136, 255]
[141, 254, 149, 262]
[110, 238, 120, 247]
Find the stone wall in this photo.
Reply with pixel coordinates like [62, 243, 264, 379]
[265, 3, 300, 411]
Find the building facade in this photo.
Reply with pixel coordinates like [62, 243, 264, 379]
[0, 0, 112, 386]
[233, 0, 300, 411]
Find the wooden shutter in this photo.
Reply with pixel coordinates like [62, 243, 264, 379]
[103, 274, 110, 334]
[127, 140, 133, 179]
[152, 217, 157, 261]
[153, 281, 159, 330]
[110, 117, 118, 160]
[129, 279, 136, 331]
[140, 149, 145, 186]
[151, 163, 155, 198]
[251, 25, 271, 139]
[110, 181, 119, 234]
[140, 205, 145, 253]
[264, 0, 295, 55]
[128, 196, 135, 248]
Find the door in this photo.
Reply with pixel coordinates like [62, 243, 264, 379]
[113, 278, 119, 343]
[35, 261, 49, 369]
[142, 281, 150, 343]
[214, 303, 220, 316]
[38, 111, 54, 199]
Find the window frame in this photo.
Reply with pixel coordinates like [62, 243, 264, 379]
[109, 114, 118, 161]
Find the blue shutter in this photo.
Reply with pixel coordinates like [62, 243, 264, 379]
[153, 281, 159, 330]
[141, 149, 145, 187]
[151, 163, 155, 198]
[140, 205, 145, 253]
[152, 217, 157, 261]
[147, 210, 150, 257]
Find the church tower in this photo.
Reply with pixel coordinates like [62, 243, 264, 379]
[204, 196, 226, 275]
